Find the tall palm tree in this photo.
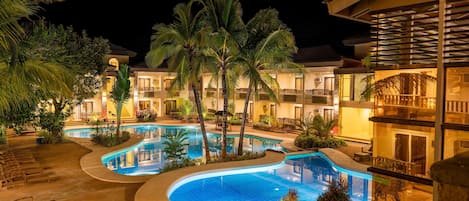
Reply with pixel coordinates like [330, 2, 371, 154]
[201, 0, 247, 159]
[145, 0, 213, 162]
[110, 64, 130, 139]
[237, 9, 300, 155]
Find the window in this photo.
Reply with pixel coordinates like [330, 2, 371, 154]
[138, 78, 151, 91]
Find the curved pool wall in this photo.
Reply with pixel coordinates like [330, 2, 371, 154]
[65, 124, 285, 176]
[169, 152, 372, 201]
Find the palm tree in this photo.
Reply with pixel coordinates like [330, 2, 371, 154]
[311, 114, 337, 139]
[201, 0, 247, 159]
[0, 0, 71, 115]
[237, 9, 300, 155]
[360, 72, 436, 100]
[0, 0, 38, 52]
[145, 0, 213, 162]
[163, 129, 189, 165]
[110, 64, 130, 139]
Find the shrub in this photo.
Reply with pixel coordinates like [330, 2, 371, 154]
[38, 130, 56, 144]
[229, 119, 242, 125]
[92, 130, 130, 147]
[281, 189, 298, 201]
[0, 126, 6, 144]
[136, 110, 157, 122]
[294, 134, 346, 149]
[317, 179, 351, 201]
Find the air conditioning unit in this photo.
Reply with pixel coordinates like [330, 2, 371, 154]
[454, 140, 469, 155]
[463, 73, 469, 84]
[314, 77, 323, 83]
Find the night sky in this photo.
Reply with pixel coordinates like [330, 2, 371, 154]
[40, 0, 370, 64]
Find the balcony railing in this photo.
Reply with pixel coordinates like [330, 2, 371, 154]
[281, 89, 302, 95]
[376, 94, 436, 109]
[446, 100, 469, 124]
[305, 89, 333, 96]
[372, 156, 426, 177]
[374, 94, 436, 120]
[139, 87, 162, 92]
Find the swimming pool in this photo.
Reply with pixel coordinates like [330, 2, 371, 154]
[169, 152, 372, 201]
[65, 124, 285, 175]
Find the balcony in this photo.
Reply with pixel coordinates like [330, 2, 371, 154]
[372, 156, 427, 178]
[446, 100, 469, 124]
[138, 87, 164, 98]
[304, 89, 333, 105]
[374, 94, 436, 121]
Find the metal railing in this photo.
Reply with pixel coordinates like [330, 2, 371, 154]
[372, 156, 425, 177]
[305, 89, 333, 96]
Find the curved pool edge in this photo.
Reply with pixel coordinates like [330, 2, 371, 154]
[69, 134, 154, 183]
[134, 150, 286, 201]
[318, 148, 371, 177]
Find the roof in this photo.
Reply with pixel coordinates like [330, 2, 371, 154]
[342, 34, 372, 46]
[110, 43, 137, 57]
[293, 45, 342, 63]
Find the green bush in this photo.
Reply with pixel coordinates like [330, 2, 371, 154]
[38, 130, 56, 144]
[204, 114, 215, 121]
[229, 119, 242, 125]
[294, 135, 346, 149]
[91, 130, 130, 147]
[317, 179, 351, 201]
[0, 126, 6, 144]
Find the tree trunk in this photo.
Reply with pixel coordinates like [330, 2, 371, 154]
[192, 84, 211, 162]
[116, 102, 122, 140]
[221, 65, 228, 159]
[238, 81, 252, 155]
[52, 97, 66, 143]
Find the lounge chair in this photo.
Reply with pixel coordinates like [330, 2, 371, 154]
[353, 144, 372, 162]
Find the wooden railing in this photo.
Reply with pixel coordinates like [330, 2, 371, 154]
[447, 100, 469, 114]
[376, 94, 436, 109]
[372, 156, 424, 177]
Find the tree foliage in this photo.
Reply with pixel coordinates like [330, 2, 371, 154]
[317, 179, 351, 201]
[163, 129, 189, 162]
[111, 64, 131, 138]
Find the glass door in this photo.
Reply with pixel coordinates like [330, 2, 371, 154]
[395, 133, 427, 175]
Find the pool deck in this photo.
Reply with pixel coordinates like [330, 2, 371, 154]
[66, 121, 372, 201]
[69, 134, 154, 183]
[319, 148, 370, 173]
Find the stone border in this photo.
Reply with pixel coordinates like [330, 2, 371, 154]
[68, 134, 153, 183]
[134, 150, 286, 201]
[319, 148, 370, 173]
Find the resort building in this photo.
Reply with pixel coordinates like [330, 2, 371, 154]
[71, 45, 357, 132]
[335, 37, 374, 142]
[326, 0, 469, 184]
[202, 45, 342, 128]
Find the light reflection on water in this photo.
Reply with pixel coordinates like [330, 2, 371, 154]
[65, 125, 284, 175]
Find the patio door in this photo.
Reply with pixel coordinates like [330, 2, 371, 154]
[395, 133, 427, 175]
[324, 77, 334, 95]
[165, 100, 176, 115]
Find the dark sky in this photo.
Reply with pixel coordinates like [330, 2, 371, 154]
[40, 0, 370, 64]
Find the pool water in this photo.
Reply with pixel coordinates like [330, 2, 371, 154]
[169, 153, 371, 201]
[65, 125, 284, 175]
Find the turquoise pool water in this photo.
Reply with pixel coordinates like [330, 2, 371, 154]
[65, 124, 284, 175]
[169, 152, 371, 201]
